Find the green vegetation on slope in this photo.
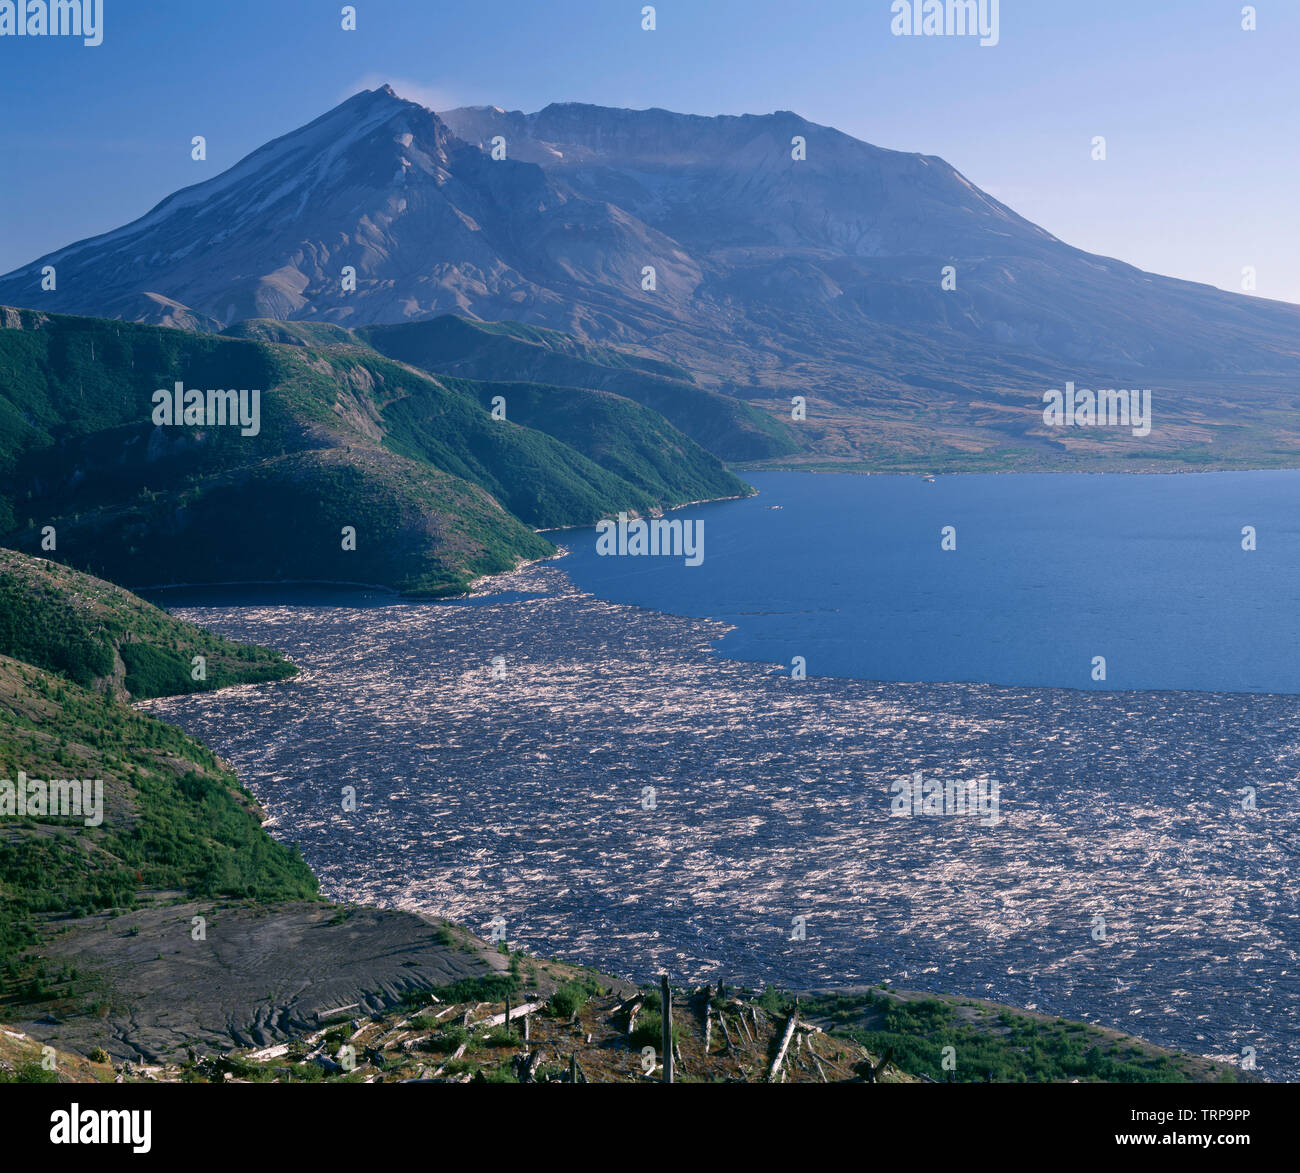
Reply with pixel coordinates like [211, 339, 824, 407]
[0, 549, 319, 1000]
[0, 548, 294, 697]
[438, 376, 745, 509]
[798, 989, 1239, 1084]
[0, 653, 319, 992]
[354, 315, 800, 463]
[7, 444, 554, 598]
[0, 307, 749, 594]
[218, 319, 357, 348]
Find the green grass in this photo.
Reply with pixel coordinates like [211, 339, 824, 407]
[802, 991, 1226, 1083]
[420, 1026, 471, 1055]
[0, 1061, 59, 1083]
[402, 973, 520, 1009]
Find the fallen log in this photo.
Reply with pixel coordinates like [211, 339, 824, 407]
[245, 1042, 290, 1063]
[860, 1046, 896, 1083]
[315, 1003, 360, 1024]
[475, 1000, 545, 1030]
[431, 1042, 467, 1079]
[768, 1013, 799, 1083]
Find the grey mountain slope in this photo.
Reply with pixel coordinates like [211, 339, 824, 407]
[0, 87, 696, 335]
[439, 100, 1300, 374]
[5, 86, 1300, 466]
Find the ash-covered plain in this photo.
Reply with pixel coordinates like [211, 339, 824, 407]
[142, 561, 1300, 1078]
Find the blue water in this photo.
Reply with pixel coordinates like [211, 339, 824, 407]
[556, 470, 1300, 694]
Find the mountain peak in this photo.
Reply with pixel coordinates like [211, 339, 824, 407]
[337, 83, 410, 115]
[3, 88, 1299, 423]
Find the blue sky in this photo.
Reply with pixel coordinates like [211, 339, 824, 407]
[2, 0, 1297, 301]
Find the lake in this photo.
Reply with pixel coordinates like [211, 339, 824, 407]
[141, 470, 1300, 1078]
[557, 469, 1300, 694]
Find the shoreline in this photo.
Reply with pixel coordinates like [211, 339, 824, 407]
[135, 577, 401, 595]
[737, 461, 1300, 478]
[533, 486, 759, 538]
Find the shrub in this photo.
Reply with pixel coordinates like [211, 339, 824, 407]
[630, 1011, 679, 1050]
[0, 1061, 59, 1083]
[421, 1025, 470, 1054]
[547, 982, 590, 1019]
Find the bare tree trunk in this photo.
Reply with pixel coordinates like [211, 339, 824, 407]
[661, 975, 673, 1085]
